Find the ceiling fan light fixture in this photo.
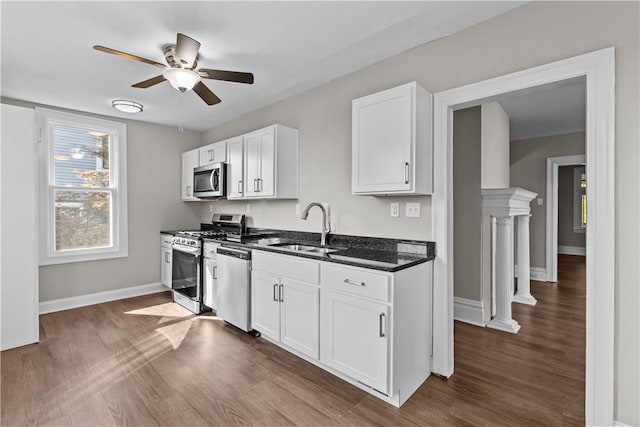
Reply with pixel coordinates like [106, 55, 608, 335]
[163, 68, 200, 92]
[112, 99, 143, 113]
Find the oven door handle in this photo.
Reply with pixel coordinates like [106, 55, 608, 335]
[172, 245, 202, 256]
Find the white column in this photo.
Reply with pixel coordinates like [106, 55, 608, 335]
[514, 214, 537, 305]
[487, 216, 521, 333]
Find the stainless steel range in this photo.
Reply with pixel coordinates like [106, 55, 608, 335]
[171, 214, 245, 313]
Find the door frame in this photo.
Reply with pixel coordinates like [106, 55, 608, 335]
[432, 47, 615, 426]
[546, 154, 586, 282]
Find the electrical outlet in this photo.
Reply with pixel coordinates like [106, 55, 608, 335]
[390, 203, 400, 217]
[406, 202, 421, 218]
[209, 204, 213, 213]
[246, 203, 251, 214]
[295, 204, 300, 214]
[537, 198, 544, 206]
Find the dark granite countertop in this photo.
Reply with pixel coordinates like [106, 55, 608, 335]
[162, 226, 435, 272]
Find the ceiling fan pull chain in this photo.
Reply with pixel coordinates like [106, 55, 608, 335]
[178, 92, 184, 133]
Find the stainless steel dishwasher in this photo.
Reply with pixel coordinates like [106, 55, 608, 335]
[216, 246, 252, 333]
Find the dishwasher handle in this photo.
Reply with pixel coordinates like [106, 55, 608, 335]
[216, 246, 251, 260]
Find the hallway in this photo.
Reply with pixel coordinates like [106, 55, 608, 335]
[440, 254, 586, 425]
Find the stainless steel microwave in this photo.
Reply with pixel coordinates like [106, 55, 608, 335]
[193, 163, 226, 199]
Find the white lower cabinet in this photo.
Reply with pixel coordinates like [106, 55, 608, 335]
[323, 290, 389, 394]
[250, 249, 432, 407]
[252, 252, 320, 359]
[160, 234, 173, 288]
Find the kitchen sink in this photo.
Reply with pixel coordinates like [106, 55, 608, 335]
[269, 242, 341, 254]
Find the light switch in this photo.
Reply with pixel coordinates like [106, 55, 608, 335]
[390, 203, 400, 217]
[295, 204, 300, 214]
[406, 202, 421, 218]
[537, 198, 544, 206]
[246, 203, 251, 213]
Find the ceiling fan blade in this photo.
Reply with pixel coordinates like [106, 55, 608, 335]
[132, 75, 166, 88]
[175, 33, 201, 68]
[93, 45, 166, 69]
[193, 81, 221, 105]
[198, 69, 254, 84]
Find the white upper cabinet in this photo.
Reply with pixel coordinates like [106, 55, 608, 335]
[352, 81, 432, 195]
[199, 140, 227, 166]
[226, 136, 244, 199]
[181, 148, 200, 201]
[243, 124, 298, 199]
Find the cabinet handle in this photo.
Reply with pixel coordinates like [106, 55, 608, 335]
[379, 313, 386, 337]
[164, 252, 170, 263]
[273, 284, 278, 302]
[238, 181, 242, 193]
[253, 179, 258, 192]
[344, 278, 365, 287]
[209, 149, 214, 162]
[404, 162, 409, 184]
[279, 284, 284, 302]
[213, 266, 217, 280]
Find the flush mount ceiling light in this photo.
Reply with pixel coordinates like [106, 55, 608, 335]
[112, 99, 143, 113]
[163, 68, 201, 92]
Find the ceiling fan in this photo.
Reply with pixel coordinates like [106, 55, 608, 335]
[94, 33, 254, 105]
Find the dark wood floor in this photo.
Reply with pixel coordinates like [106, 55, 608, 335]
[1, 255, 585, 426]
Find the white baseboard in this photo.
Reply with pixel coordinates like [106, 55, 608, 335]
[614, 421, 633, 427]
[453, 297, 485, 327]
[558, 245, 586, 256]
[39, 282, 168, 315]
[514, 265, 548, 282]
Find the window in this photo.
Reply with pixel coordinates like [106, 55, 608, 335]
[573, 165, 587, 233]
[37, 108, 127, 265]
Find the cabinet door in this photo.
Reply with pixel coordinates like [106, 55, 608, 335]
[227, 136, 244, 199]
[203, 258, 218, 310]
[161, 247, 172, 288]
[243, 132, 260, 198]
[256, 126, 275, 197]
[181, 149, 200, 201]
[199, 141, 227, 167]
[280, 278, 319, 359]
[243, 127, 276, 198]
[251, 271, 280, 341]
[352, 84, 412, 193]
[323, 290, 389, 394]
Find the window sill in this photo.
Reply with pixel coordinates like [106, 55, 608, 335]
[39, 248, 128, 266]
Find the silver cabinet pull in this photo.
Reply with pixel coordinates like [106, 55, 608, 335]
[379, 313, 386, 337]
[279, 284, 284, 302]
[404, 162, 409, 184]
[164, 252, 170, 263]
[253, 179, 258, 192]
[213, 266, 217, 280]
[273, 284, 278, 302]
[209, 149, 214, 162]
[344, 278, 365, 287]
[237, 181, 242, 193]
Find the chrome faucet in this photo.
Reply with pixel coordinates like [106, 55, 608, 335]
[300, 202, 331, 246]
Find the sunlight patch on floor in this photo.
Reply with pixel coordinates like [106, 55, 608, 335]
[155, 319, 194, 350]
[124, 302, 193, 318]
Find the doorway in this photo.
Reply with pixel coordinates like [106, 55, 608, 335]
[431, 48, 615, 425]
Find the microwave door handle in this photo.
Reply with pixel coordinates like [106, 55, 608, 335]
[210, 172, 215, 192]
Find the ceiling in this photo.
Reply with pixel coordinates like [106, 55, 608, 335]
[494, 76, 586, 141]
[1, 1, 527, 132]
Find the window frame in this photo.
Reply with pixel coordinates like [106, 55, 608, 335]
[36, 108, 128, 265]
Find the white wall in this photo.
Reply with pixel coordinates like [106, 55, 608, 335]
[200, 3, 639, 423]
[481, 102, 510, 189]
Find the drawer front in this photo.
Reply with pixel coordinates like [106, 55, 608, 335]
[323, 264, 391, 302]
[203, 242, 221, 259]
[253, 251, 320, 285]
[161, 234, 173, 247]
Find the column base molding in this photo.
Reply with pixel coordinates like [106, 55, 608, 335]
[513, 294, 538, 306]
[487, 318, 521, 334]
